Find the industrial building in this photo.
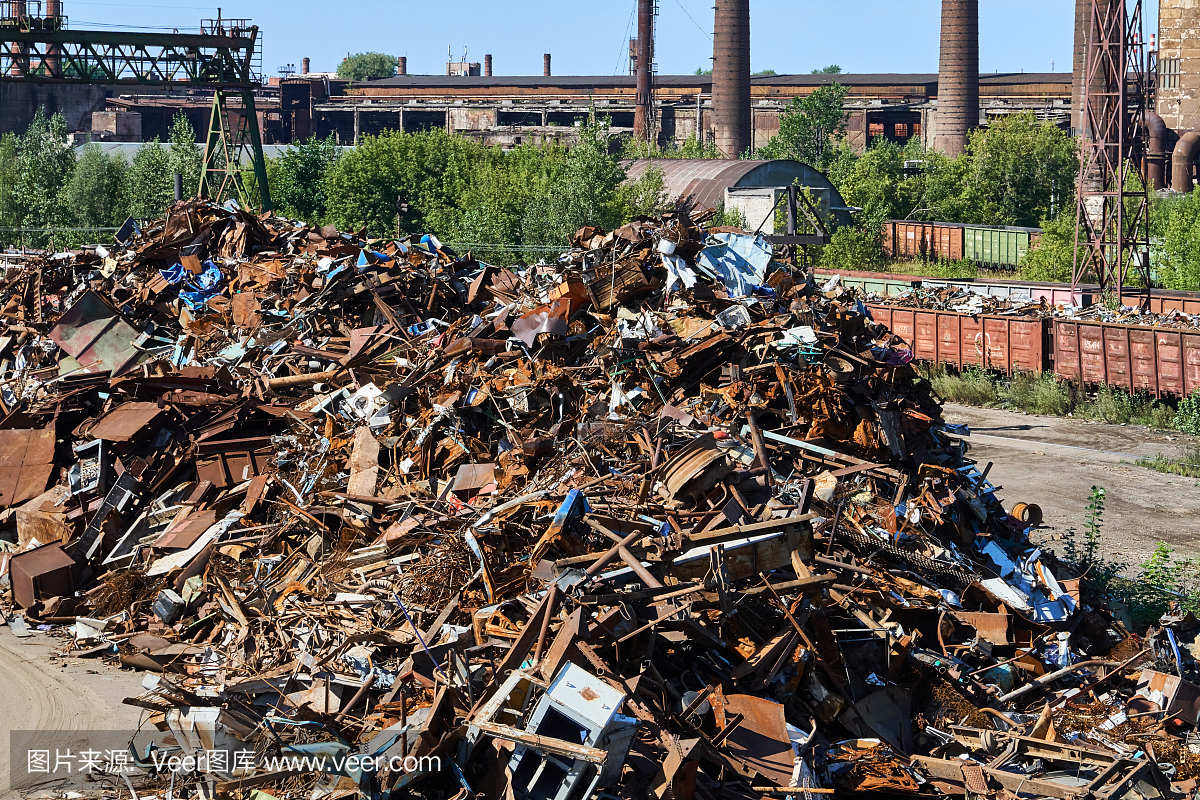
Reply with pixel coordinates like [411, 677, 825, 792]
[0, 1, 1198, 191]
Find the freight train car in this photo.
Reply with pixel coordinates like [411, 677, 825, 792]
[881, 220, 1042, 270]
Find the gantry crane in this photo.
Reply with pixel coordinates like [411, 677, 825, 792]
[0, 3, 271, 210]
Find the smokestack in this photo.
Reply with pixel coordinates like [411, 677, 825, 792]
[301, 57, 310, 75]
[484, 53, 493, 76]
[712, 0, 750, 158]
[397, 56, 407, 76]
[934, 0, 979, 157]
[634, 0, 654, 140]
[543, 53, 551, 76]
[9, 0, 27, 77]
[44, 0, 60, 76]
[1072, 0, 1093, 135]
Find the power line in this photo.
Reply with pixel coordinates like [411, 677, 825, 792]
[672, 0, 712, 40]
[612, 0, 636, 76]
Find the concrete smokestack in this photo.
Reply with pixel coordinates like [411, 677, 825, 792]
[1072, 0, 1094, 135]
[397, 56, 407, 76]
[543, 53, 551, 76]
[712, 0, 750, 158]
[634, 0, 654, 141]
[44, 0, 60, 76]
[484, 53, 492, 76]
[934, 0, 979, 157]
[301, 57, 310, 75]
[9, 0, 27, 77]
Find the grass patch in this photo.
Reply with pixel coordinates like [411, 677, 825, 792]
[1001, 371, 1071, 416]
[928, 365, 1000, 406]
[1136, 443, 1200, 479]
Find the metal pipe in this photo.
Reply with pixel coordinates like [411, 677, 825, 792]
[1172, 130, 1199, 193]
[1145, 111, 1167, 190]
[633, 0, 654, 141]
[933, 0, 979, 157]
[711, 0, 750, 158]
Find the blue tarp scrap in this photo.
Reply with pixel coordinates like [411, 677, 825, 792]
[695, 232, 773, 298]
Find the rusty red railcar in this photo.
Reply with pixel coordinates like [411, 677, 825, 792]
[866, 304, 1050, 375]
[1053, 318, 1200, 397]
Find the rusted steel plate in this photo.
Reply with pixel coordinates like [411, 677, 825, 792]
[0, 427, 56, 508]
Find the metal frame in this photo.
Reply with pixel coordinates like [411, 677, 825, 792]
[1072, 0, 1150, 303]
[0, 19, 271, 210]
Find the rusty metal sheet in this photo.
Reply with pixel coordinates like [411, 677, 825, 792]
[47, 290, 143, 376]
[153, 509, 218, 551]
[720, 693, 795, 786]
[9, 542, 75, 608]
[869, 305, 1049, 375]
[1054, 319, 1200, 398]
[88, 401, 163, 442]
[0, 427, 56, 509]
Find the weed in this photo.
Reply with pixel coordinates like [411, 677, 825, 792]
[1176, 389, 1200, 435]
[1136, 443, 1200, 480]
[1001, 371, 1072, 416]
[929, 366, 999, 406]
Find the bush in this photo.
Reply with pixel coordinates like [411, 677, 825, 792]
[1001, 371, 1071, 416]
[929, 366, 999, 406]
[819, 224, 885, 270]
[1176, 389, 1200, 435]
[1136, 443, 1200, 480]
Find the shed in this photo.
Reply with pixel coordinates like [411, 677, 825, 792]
[624, 158, 853, 232]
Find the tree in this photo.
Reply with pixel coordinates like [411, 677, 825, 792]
[13, 108, 75, 247]
[168, 111, 203, 197]
[61, 143, 127, 231]
[812, 64, 843, 74]
[0, 133, 18, 244]
[1020, 207, 1076, 283]
[272, 134, 341, 222]
[753, 69, 778, 77]
[125, 140, 173, 220]
[1151, 188, 1200, 291]
[337, 52, 398, 82]
[521, 120, 625, 247]
[694, 67, 712, 76]
[617, 165, 667, 219]
[756, 83, 848, 168]
[960, 111, 1077, 227]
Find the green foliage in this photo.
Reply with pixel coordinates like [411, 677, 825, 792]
[520, 120, 625, 248]
[757, 83, 848, 169]
[272, 135, 340, 222]
[1020, 207, 1076, 282]
[960, 112, 1077, 227]
[1175, 390, 1200, 435]
[617, 165, 667, 220]
[927, 365, 1000, 406]
[1136, 444, 1200, 480]
[621, 134, 722, 161]
[819, 222, 886, 271]
[1001, 371, 1071, 416]
[0, 133, 18, 238]
[125, 139, 173, 221]
[13, 108, 74, 247]
[1060, 486, 1126, 597]
[336, 52, 398, 82]
[812, 64, 843, 74]
[694, 67, 712, 76]
[753, 69, 778, 77]
[61, 143, 128, 233]
[168, 112, 202, 197]
[710, 203, 747, 229]
[1150, 188, 1200, 291]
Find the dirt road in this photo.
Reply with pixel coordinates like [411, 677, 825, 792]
[0, 628, 144, 798]
[943, 403, 1200, 566]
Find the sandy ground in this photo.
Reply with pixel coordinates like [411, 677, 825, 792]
[0, 627, 145, 799]
[942, 403, 1200, 567]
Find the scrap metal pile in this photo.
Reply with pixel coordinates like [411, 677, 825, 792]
[2, 201, 1199, 800]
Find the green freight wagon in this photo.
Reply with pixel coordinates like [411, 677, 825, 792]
[962, 224, 1041, 269]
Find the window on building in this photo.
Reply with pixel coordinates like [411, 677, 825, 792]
[894, 122, 909, 138]
[868, 122, 885, 138]
[913, 122, 922, 136]
[1160, 57, 1181, 90]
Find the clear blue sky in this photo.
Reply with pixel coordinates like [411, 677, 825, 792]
[63, 0, 1158, 79]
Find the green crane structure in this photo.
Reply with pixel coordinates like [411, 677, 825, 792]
[0, 8, 271, 210]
